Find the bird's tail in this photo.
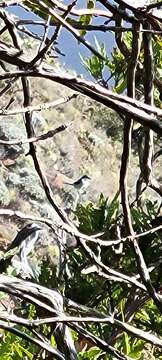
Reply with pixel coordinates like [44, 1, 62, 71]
[64, 182, 74, 185]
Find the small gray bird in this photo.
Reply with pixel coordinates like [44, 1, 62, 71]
[65, 175, 91, 192]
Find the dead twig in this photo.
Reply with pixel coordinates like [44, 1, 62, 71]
[0, 94, 77, 116]
[0, 122, 72, 146]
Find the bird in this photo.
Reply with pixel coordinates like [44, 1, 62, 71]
[0, 223, 42, 275]
[64, 175, 91, 192]
[6, 223, 42, 253]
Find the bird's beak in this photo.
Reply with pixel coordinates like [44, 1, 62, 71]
[34, 225, 43, 232]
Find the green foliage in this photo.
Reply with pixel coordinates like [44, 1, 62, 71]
[80, 33, 131, 90]
[70, 196, 162, 357]
[24, 0, 48, 22]
[108, 48, 127, 92]
[79, 0, 95, 37]
[75, 193, 119, 234]
[80, 37, 109, 81]
[153, 36, 162, 77]
[0, 194, 161, 358]
[78, 346, 104, 359]
[0, 330, 34, 359]
[39, 257, 58, 289]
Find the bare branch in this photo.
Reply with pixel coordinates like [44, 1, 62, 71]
[46, 0, 113, 19]
[120, 21, 141, 233]
[0, 122, 72, 146]
[1, 68, 162, 134]
[28, 0, 106, 61]
[0, 320, 65, 360]
[0, 276, 161, 351]
[0, 94, 77, 116]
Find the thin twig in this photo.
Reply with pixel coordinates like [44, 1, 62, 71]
[0, 122, 72, 146]
[136, 21, 154, 201]
[28, 0, 106, 61]
[40, 0, 113, 19]
[0, 0, 24, 7]
[0, 276, 161, 350]
[0, 94, 77, 116]
[78, 238, 146, 290]
[0, 320, 65, 359]
[120, 21, 141, 233]
[0, 207, 162, 248]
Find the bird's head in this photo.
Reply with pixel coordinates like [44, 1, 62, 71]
[81, 175, 91, 181]
[26, 223, 42, 232]
[77, 175, 91, 190]
[18, 223, 42, 241]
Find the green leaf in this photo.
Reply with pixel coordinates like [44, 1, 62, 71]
[124, 332, 131, 355]
[24, 1, 48, 21]
[80, 36, 108, 79]
[78, 0, 95, 37]
[114, 77, 127, 93]
[106, 191, 119, 224]
[79, 346, 104, 359]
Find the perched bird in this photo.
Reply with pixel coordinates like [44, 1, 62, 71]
[6, 223, 42, 253]
[0, 223, 42, 275]
[65, 175, 91, 192]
